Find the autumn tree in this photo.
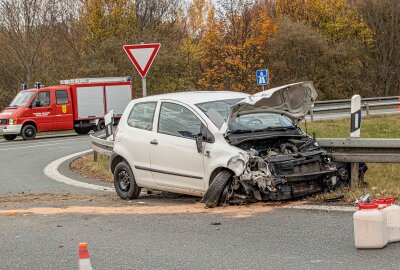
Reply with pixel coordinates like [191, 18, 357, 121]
[199, 0, 277, 92]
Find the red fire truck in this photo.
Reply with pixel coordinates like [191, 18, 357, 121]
[0, 77, 133, 140]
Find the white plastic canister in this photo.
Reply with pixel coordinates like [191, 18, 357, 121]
[353, 203, 388, 249]
[379, 198, 400, 243]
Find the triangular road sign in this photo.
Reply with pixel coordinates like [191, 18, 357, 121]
[123, 43, 161, 78]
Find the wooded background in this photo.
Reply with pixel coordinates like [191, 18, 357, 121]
[0, 0, 399, 108]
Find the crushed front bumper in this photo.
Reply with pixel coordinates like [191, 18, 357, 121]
[0, 124, 22, 135]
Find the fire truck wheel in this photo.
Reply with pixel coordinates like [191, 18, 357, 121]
[114, 161, 141, 200]
[3, 135, 17, 141]
[74, 127, 90, 135]
[21, 124, 37, 140]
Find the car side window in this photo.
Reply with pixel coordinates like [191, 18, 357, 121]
[127, 102, 157, 130]
[32, 92, 50, 107]
[158, 102, 202, 139]
[56, 90, 69, 104]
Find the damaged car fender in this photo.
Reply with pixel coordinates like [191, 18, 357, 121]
[202, 132, 249, 188]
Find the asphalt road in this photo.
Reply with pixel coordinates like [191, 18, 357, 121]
[1, 127, 399, 270]
[2, 208, 400, 270]
[0, 134, 92, 195]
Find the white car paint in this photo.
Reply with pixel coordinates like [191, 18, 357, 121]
[113, 91, 249, 197]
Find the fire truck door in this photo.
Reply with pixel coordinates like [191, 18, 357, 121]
[30, 91, 54, 131]
[54, 89, 73, 130]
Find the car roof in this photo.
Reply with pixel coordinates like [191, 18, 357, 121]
[134, 91, 249, 105]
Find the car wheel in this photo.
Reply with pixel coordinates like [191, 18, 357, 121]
[21, 124, 37, 140]
[74, 127, 90, 135]
[3, 135, 17, 141]
[114, 161, 141, 200]
[203, 170, 233, 208]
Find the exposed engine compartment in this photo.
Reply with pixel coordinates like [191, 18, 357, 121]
[225, 133, 351, 202]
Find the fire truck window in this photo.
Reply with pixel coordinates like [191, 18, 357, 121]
[56, 90, 69, 105]
[33, 92, 50, 107]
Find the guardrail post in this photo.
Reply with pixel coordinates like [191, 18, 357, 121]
[310, 107, 314, 122]
[365, 103, 370, 118]
[351, 162, 360, 188]
[93, 151, 98, 162]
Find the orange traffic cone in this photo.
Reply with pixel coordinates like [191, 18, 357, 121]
[79, 243, 93, 270]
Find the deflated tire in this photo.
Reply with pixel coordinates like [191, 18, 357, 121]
[203, 170, 233, 208]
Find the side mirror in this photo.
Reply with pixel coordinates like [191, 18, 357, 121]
[195, 133, 204, 153]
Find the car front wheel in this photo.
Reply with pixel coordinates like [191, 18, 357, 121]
[21, 124, 37, 140]
[203, 170, 233, 208]
[114, 161, 141, 200]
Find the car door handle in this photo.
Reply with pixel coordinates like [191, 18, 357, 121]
[150, 139, 158, 145]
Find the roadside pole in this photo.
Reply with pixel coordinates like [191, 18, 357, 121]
[350, 94, 362, 188]
[142, 76, 147, 97]
[141, 41, 147, 97]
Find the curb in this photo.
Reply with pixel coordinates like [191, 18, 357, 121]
[43, 150, 115, 192]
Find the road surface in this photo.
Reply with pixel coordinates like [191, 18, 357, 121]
[1, 133, 399, 270]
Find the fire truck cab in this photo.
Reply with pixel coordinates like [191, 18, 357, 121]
[0, 77, 133, 140]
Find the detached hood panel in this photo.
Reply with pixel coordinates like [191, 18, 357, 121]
[228, 81, 317, 124]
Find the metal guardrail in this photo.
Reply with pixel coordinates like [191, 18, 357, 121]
[310, 96, 400, 120]
[90, 133, 113, 157]
[317, 138, 400, 163]
[90, 133, 400, 163]
[90, 132, 400, 187]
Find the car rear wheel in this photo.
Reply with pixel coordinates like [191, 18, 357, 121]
[3, 135, 17, 141]
[21, 124, 36, 140]
[114, 161, 141, 200]
[203, 170, 234, 208]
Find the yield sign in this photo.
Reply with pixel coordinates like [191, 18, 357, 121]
[123, 43, 161, 77]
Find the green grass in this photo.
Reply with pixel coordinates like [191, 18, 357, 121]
[300, 114, 400, 138]
[302, 114, 400, 203]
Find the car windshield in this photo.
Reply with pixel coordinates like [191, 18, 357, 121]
[196, 98, 244, 128]
[9, 91, 36, 107]
[228, 113, 295, 134]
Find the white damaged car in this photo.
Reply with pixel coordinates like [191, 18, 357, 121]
[110, 82, 363, 207]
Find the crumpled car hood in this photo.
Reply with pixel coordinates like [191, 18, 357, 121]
[226, 81, 317, 126]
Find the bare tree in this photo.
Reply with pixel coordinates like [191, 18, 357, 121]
[359, 0, 400, 96]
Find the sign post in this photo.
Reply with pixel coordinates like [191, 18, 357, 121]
[256, 69, 268, 91]
[123, 43, 161, 97]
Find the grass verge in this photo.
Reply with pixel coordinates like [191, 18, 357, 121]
[303, 114, 400, 203]
[71, 153, 113, 183]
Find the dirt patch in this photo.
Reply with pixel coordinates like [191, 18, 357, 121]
[0, 192, 306, 218]
[0, 201, 305, 218]
[71, 153, 113, 183]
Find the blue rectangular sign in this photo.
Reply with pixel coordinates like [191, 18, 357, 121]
[256, 69, 268, 86]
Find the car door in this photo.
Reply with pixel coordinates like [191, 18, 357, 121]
[123, 101, 157, 185]
[149, 101, 205, 191]
[30, 91, 54, 131]
[54, 89, 73, 130]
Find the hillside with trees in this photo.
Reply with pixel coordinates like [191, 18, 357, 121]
[0, 0, 399, 108]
